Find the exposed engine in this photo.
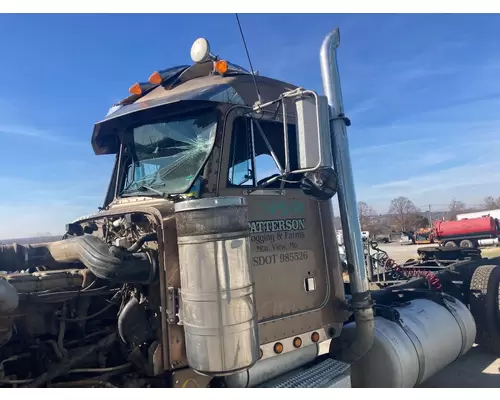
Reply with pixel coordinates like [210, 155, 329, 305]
[0, 213, 164, 388]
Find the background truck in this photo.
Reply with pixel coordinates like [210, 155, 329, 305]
[434, 216, 500, 248]
[399, 231, 415, 245]
[414, 227, 436, 244]
[374, 234, 390, 243]
[0, 26, 496, 389]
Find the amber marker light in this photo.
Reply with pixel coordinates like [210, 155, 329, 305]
[311, 332, 320, 343]
[214, 60, 228, 75]
[273, 342, 284, 354]
[129, 83, 142, 96]
[293, 337, 302, 348]
[148, 71, 162, 85]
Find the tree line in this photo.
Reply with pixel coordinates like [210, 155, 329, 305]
[357, 195, 500, 235]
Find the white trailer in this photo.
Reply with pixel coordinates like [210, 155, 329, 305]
[457, 208, 500, 221]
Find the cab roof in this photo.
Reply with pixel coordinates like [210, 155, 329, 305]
[91, 61, 298, 155]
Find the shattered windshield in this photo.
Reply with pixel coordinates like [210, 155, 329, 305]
[120, 109, 218, 196]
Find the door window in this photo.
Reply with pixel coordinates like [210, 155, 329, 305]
[227, 116, 300, 189]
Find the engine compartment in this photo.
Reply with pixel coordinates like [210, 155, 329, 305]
[0, 212, 166, 388]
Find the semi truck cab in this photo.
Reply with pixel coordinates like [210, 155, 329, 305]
[0, 27, 480, 389]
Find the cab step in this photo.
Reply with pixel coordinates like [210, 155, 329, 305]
[257, 357, 351, 388]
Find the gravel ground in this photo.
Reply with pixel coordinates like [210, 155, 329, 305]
[318, 341, 500, 387]
[370, 242, 500, 388]
[419, 346, 500, 388]
[375, 242, 437, 263]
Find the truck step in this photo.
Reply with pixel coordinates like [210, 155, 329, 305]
[257, 357, 351, 388]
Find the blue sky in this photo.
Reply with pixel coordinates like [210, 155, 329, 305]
[1, 13, 500, 238]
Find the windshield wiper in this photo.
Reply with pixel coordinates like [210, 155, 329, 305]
[121, 183, 167, 198]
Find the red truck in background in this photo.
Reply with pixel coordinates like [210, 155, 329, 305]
[434, 216, 500, 248]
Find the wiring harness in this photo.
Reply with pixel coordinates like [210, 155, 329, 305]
[368, 241, 442, 290]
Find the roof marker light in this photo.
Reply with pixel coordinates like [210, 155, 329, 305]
[148, 71, 162, 85]
[129, 83, 142, 96]
[214, 60, 228, 75]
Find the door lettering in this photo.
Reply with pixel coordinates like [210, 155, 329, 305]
[249, 218, 306, 234]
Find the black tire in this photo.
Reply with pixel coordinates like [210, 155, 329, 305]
[460, 239, 474, 248]
[445, 241, 457, 248]
[469, 265, 500, 353]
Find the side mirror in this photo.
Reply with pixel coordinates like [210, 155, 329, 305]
[294, 93, 338, 201]
[295, 93, 333, 169]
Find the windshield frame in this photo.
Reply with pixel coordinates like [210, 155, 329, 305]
[109, 102, 222, 202]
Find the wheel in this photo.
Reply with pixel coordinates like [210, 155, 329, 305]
[460, 239, 474, 248]
[469, 265, 500, 353]
[445, 241, 457, 248]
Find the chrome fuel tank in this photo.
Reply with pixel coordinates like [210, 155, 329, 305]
[174, 197, 259, 376]
[343, 296, 476, 388]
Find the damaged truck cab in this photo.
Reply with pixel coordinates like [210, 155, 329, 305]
[87, 31, 364, 385]
[0, 28, 476, 388]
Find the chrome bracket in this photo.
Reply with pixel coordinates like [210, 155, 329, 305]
[166, 287, 182, 325]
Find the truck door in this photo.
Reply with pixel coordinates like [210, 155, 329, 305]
[217, 108, 344, 344]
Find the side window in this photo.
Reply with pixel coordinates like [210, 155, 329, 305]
[227, 115, 299, 188]
[228, 117, 254, 186]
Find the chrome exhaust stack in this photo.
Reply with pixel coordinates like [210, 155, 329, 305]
[319, 28, 374, 362]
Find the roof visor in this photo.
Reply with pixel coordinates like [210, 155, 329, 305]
[91, 83, 244, 155]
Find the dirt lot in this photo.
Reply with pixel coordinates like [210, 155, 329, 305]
[375, 242, 435, 263]
[419, 345, 500, 388]
[373, 242, 500, 388]
[376, 242, 500, 263]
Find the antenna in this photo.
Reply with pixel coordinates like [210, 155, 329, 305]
[235, 13, 262, 106]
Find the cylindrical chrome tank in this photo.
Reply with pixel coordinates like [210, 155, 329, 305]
[478, 238, 499, 247]
[174, 197, 259, 376]
[343, 297, 476, 388]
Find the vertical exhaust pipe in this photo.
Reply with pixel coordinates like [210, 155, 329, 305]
[320, 28, 374, 363]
